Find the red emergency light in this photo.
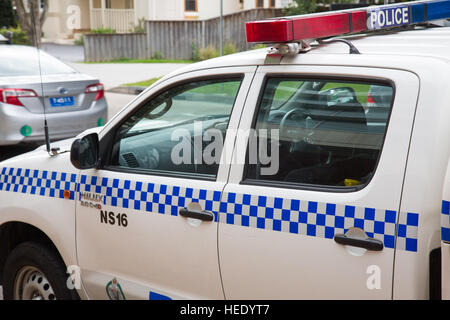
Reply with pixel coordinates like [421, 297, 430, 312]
[246, 10, 368, 43]
[246, 0, 450, 44]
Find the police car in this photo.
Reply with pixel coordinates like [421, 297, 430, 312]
[1, 0, 450, 300]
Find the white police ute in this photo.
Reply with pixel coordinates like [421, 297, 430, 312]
[1, 0, 450, 300]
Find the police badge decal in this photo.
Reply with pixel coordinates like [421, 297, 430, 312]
[106, 278, 126, 300]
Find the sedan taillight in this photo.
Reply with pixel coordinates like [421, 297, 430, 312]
[85, 83, 104, 101]
[0, 88, 37, 107]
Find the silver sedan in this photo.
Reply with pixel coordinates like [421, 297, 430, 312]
[0, 45, 108, 146]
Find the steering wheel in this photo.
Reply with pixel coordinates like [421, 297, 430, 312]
[279, 108, 331, 165]
[279, 109, 308, 146]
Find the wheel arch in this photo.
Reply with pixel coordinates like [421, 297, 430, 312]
[0, 221, 65, 285]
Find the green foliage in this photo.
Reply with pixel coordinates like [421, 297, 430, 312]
[124, 77, 161, 87]
[198, 45, 220, 61]
[90, 27, 116, 34]
[133, 18, 146, 33]
[0, 0, 15, 28]
[0, 26, 29, 45]
[151, 51, 164, 60]
[282, 0, 373, 15]
[282, 0, 317, 15]
[192, 42, 200, 61]
[74, 34, 84, 46]
[223, 41, 237, 55]
[251, 43, 268, 50]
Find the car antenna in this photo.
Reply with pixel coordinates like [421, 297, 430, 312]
[30, 5, 59, 156]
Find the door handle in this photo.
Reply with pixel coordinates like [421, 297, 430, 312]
[179, 207, 214, 222]
[334, 234, 384, 251]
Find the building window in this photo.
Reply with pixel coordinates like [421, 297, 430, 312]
[125, 0, 133, 9]
[269, 0, 276, 7]
[185, 0, 197, 12]
[256, 0, 264, 8]
[105, 0, 112, 9]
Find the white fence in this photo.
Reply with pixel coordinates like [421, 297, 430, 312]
[90, 8, 135, 33]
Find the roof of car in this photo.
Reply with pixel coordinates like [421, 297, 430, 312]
[0, 44, 42, 51]
[166, 25, 450, 79]
[183, 27, 450, 66]
[311, 26, 450, 61]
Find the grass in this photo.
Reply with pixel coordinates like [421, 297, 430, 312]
[122, 79, 374, 107]
[274, 81, 372, 105]
[190, 81, 241, 96]
[321, 83, 371, 105]
[123, 78, 161, 87]
[84, 58, 193, 64]
[274, 81, 304, 101]
[122, 79, 242, 95]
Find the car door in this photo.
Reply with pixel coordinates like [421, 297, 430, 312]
[75, 66, 257, 300]
[218, 65, 420, 299]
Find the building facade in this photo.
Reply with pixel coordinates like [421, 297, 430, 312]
[42, 0, 293, 42]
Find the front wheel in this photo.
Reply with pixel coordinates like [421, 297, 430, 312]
[3, 242, 78, 300]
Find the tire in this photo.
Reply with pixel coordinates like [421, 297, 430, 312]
[3, 242, 78, 300]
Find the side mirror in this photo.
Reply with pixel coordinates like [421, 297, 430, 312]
[70, 133, 99, 170]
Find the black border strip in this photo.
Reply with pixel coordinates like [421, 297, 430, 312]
[349, 12, 353, 33]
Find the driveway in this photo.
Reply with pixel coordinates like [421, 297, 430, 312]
[41, 43, 84, 63]
[41, 43, 190, 90]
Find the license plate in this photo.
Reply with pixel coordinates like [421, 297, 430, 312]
[49, 96, 75, 107]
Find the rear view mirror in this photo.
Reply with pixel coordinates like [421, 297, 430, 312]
[70, 133, 99, 169]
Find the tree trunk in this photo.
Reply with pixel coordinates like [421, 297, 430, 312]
[13, 0, 48, 47]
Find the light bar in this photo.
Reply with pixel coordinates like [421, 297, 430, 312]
[246, 0, 450, 43]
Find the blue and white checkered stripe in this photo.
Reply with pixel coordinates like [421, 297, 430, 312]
[441, 200, 450, 242]
[0, 168, 419, 252]
[218, 192, 419, 252]
[396, 210, 419, 252]
[79, 174, 222, 221]
[0, 167, 76, 200]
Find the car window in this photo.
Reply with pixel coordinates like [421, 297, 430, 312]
[109, 78, 242, 178]
[245, 77, 394, 188]
[0, 47, 77, 77]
